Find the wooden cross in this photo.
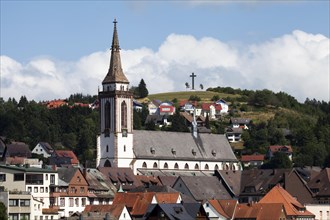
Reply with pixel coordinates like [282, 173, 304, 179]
[190, 72, 197, 90]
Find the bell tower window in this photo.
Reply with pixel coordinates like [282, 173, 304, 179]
[105, 101, 111, 130]
[121, 101, 127, 128]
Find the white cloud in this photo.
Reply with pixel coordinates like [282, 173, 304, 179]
[1, 30, 329, 102]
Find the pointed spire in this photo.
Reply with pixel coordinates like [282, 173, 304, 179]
[102, 18, 129, 84]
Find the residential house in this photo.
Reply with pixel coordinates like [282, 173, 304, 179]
[82, 204, 131, 220]
[6, 142, 32, 158]
[83, 168, 116, 205]
[172, 176, 232, 202]
[144, 114, 170, 127]
[0, 164, 59, 220]
[225, 127, 243, 143]
[49, 150, 79, 167]
[50, 167, 89, 218]
[158, 101, 176, 115]
[259, 184, 315, 219]
[215, 170, 242, 198]
[147, 101, 158, 115]
[234, 203, 287, 220]
[44, 99, 68, 109]
[240, 154, 265, 168]
[230, 118, 251, 130]
[266, 145, 293, 160]
[203, 199, 238, 220]
[201, 103, 222, 119]
[238, 169, 314, 204]
[215, 99, 229, 114]
[32, 142, 54, 158]
[133, 99, 143, 111]
[306, 168, 330, 220]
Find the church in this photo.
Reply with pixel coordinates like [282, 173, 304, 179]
[96, 19, 240, 174]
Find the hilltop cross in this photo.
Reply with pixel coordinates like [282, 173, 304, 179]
[190, 72, 197, 90]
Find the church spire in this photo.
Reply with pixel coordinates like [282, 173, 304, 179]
[102, 18, 129, 84]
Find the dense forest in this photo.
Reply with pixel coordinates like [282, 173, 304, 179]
[0, 87, 329, 167]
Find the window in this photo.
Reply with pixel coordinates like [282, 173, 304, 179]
[21, 214, 30, 220]
[204, 164, 209, 170]
[124, 145, 126, 152]
[60, 198, 65, 207]
[45, 187, 48, 193]
[82, 198, 86, 206]
[14, 173, 24, 181]
[26, 174, 43, 185]
[45, 174, 48, 181]
[34, 187, 38, 193]
[20, 200, 30, 207]
[50, 175, 55, 184]
[153, 162, 158, 168]
[184, 163, 189, 170]
[214, 164, 219, 170]
[0, 173, 6, 181]
[121, 101, 127, 128]
[106, 145, 109, 152]
[28, 187, 32, 192]
[9, 214, 18, 220]
[174, 163, 179, 169]
[9, 199, 18, 206]
[70, 187, 75, 193]
[75, 198, 79, 207]
[164, 163, 168, 169]
[40, 187, 44, 193]
[194, 163, 199, 170]
[142, 162, 147, 168]
[69, 198, 74, 207]
[105, 101, 111, 130]
[80, 187, 85, 193]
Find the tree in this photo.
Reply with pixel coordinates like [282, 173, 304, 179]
[0, 202, 7, 220]
[188, 95, 201, 102]
[185, 82, 190, 90]
[137, 79, 149, 98]
[211, 95, 220, 102]
[262, 152, 292, 169]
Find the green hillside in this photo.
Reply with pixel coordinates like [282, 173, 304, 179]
[141, 91, 240, 103]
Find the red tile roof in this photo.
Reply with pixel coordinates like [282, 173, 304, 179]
[234, 203, 285, 220]
[84, 204, 125, 218]
[112, 192, 154, 216]
[154, 192, 180, 204]
[201, 103, 222, 111]
[269, 145, 293, 153]
[259, 185, 315, 218]
[55, 150, 79, 165]
[241, 155, 265, 162]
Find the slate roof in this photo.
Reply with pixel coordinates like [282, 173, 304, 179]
[84, 168, 116, 199]
[102, 19, 129, 84]
[216, 170, 242, 197]
[144, 203, 194, 220]
[98, 167, 140, 191]
[57, 166, 81, 184]
[173, 176, 232, 202]
[308, 167, 330, 197]
[133, 130, 238, 162]
[259, 185, 315, 218]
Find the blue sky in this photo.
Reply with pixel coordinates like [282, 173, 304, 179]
[1, 1, 329, 102]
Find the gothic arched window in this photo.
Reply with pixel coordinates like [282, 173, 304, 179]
[153, 162, 158, 168]
[164, 163, 168, 169]
[142, 162, 147, 168]
[184, 163, 189, 170]
[204, 164, 209, 170]
[194, 163, 199, 170]
[105, 101, 111, 130]
[174, 163, 179, 169]
[214, 164, 219, 170]
[104, 160, 111, 167]
[121, 101, 127, 128]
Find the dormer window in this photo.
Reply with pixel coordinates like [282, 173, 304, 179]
[150, 147, 155, 155]
[192, 149, 196, 156]
[212, 150, 216, 157]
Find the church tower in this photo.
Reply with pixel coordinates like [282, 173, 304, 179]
[97, 19, 134, 168]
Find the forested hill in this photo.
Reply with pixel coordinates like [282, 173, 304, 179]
[0, 87, 329, 167]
